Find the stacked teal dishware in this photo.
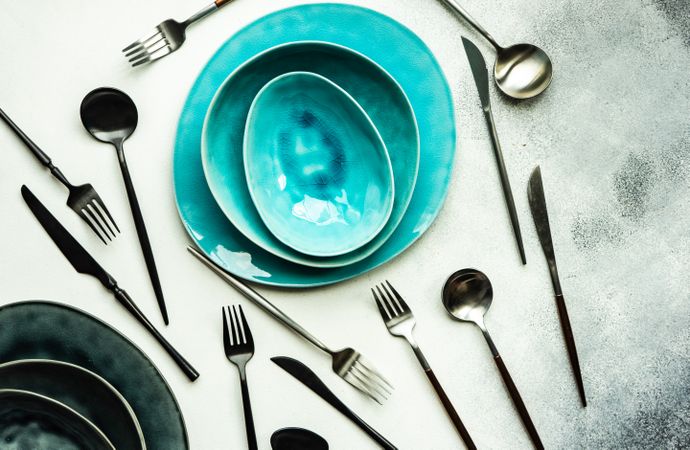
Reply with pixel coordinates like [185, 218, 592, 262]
[175, 3, 456, 287]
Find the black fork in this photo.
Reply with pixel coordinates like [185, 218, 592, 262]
[222, 305, 257, 450]
[1, 107, 119, 243]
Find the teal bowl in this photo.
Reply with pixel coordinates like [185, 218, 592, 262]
[244, 72, 395, 257]
[202, 40, 418, 267]
[176, 4, 455, 287]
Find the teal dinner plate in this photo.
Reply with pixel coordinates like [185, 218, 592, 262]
[0, 360, 145, 450]
[244, 72, 394, 257]
[202, 41, 418, 268]
[175, 3, 455, 287]
[0, 301, 188, 450]
[0, 389, 114, 450]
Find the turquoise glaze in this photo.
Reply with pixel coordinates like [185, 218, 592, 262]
[202, 41, 418, 268]
[244, 72, 394, 256]
[175, 4, 456, 287]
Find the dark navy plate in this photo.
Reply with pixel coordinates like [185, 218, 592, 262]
[0, 301, 188, 450]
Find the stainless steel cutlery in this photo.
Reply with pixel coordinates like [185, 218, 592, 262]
[1, 107, 119, 244]
[222, 305, 258, 450]
[122, 0, 235, 67]
[188, 246, 392, 403]
[372, 281, 476, 450]
[463, 37, 526, 265]
[21, 185, 198, 382]
[528, 166, 586, 407]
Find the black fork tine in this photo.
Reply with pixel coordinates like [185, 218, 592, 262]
[222, 306, 232, 356]
[230, 305, 242, 345]
[92, 196, 120, 233]
[236, 305, 253, 347]
[78, 209, 108, 245]
[83, 204, 113, 241]
[88, 201, 115, 239]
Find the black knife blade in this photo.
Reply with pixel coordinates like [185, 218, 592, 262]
[21, 185, 114, 289]
[271, 356, 397, 450]
[527, 168, 587, 407]
[21, 185, 199, 381]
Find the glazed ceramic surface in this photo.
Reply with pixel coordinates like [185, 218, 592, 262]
[175, 3, 455, 286]
[0, 360, 145, 450]
[271, 427, 329, 450]
[0, 301, 188, 450]
[201, 40, 418, 268]
[0, 389, 114, 450]
[243, 72, 394, 256]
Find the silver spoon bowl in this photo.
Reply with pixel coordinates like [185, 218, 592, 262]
[442, 0, 553, 99]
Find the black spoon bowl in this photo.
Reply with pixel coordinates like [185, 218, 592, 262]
[80, 88, 168, 325]
[271, 428, 329, 450]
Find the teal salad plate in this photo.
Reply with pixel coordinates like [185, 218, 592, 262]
[201, 40, 418, 268]
[243, 72, 394, 257]
[176, 3, 455, 287]
[0, 301, 188, 450]
[0, 389, 114, 450]
[0, 360, 145, 450]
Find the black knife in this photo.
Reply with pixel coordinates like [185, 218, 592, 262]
[527, 167, 586, 407]
[21, 185, 199, 382]
[463, 36, 526, 264]
[271, 356, 397, 450]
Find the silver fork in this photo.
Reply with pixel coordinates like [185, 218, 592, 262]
[0, 106, 119, 244]
[189, 246, 392, 403]
[372, 281, 477, 449]
[222, 305, 257, 450]
[123, 0, 234, 67]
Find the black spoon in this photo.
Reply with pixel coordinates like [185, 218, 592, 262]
[80, 87, 168, 325]
[271, 428, 329, 450]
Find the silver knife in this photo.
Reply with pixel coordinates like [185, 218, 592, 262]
[527, 167, 586, 407]
[463, 37, 526, 264]
[21, 185, 199, 382]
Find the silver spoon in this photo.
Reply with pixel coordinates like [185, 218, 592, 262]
[441, 0, 553, 99]
[443, 269, 544, 449]
[80, 87, 169, 325]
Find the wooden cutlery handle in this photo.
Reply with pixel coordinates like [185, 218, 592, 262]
[555, 294, 587, 407]
[424, 369, 477, 450]
[493, 355, 544, 450]
[215, 0, 233, 7]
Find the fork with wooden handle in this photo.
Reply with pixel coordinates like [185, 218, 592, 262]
[372, 281, 477, 449]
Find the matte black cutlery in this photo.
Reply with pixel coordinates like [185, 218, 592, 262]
[21, 185, 198, 382]
[0, 107, 119, 244]
[528, 166, 587, 407]
[462, 37, 526, 264]
[188, 246, 392, 403]
[271, 356, 397, 450]
[222, 305, 257, 450]
[80, 87, 168, 325]
[271, 428, 329, 450]
[443, 269, 544, 449]
[372, 281, 476, 449]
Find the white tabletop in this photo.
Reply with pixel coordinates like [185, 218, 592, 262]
[1, 1, 689, 449]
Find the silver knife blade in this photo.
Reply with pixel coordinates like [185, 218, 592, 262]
[21, 185, 114, 289]
[462, 37, 491, 109]
[527, 167, 562, 294]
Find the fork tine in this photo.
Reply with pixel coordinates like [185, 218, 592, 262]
[230, 305, 242, 345]
[83, 204, 112, 241]
[371, 288, 392, 321]
[384, 280, 411, 314]
[377, 284, 400, 317]
[237, 305, 253, 346]
[131, 45, 171, 67]
[125, 33, 165, 58]
[222, 306, 231, 355]
[346, 371, 384, 404]
[125, 36, 165, 60]
[350, 363, 391, 399]
[123, 29, 162, 53]
[93, 197, 120, 233]
[89, 199, 116, 239]
[78, 209, 107, 244]
[354, 358, 394, 391]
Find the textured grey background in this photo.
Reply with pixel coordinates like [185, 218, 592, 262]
[0, 0, 688, 448]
